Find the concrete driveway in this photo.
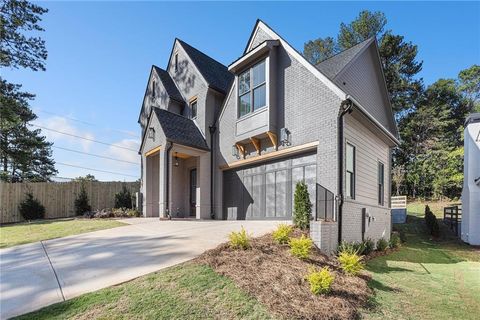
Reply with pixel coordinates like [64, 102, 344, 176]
[0, 219, 281, 319]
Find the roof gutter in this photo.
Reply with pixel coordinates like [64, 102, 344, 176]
[346, 95, 400, 146]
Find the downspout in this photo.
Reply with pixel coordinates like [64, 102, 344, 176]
[209, 125, 216, 219]
[338, 99, 353, 243]
[165, 141, 173, 219]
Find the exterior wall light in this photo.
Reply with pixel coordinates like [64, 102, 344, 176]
[232, 145, 239, 158]
[174, 153, 179, 167]
[280, 127, 291, 146]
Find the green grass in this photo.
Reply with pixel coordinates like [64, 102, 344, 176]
[362, 215, 480, 320]
[14, 264, 273, 320]
[0, 219, 126, 248]
[407, 200, 459, 218]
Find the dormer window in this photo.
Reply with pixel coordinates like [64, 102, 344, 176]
[152, 80, 156, 98]
[191, 100, 197, 119]
[238, 60, 266, 118]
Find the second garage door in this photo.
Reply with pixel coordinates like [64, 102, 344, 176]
[223, 152, 317, 220]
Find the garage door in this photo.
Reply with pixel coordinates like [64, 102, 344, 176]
[223, 152, 316, 220]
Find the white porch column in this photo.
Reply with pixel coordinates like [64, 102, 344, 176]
[196, 152, 211, 219]
[158, 147, 168, 218]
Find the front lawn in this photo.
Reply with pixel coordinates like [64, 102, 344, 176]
[14, 264, 272, 320]
[0, 219, 126, 248]
[362, 216, 480, 320]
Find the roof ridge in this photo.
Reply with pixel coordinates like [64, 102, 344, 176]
[176, 38, 229, 70]
[316, 37, 374, 66]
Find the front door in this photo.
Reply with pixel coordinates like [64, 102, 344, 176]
[189, 168, 197, 217]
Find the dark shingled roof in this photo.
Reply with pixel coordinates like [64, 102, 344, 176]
[153, 66, 184, 103]
[154, 108, 209, 151]
[316, 38, 373, 80]
[177, 39, 233, 94]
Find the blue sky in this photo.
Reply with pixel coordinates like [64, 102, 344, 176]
[3, 1, 479, 181]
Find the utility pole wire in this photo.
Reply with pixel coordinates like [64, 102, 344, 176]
[55, 162, 139, 178]
[35, 109, 140, 138]
[29, 124, 139, 152]
[52, 145, 140, 165]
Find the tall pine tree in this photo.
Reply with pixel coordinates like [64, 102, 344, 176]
[0, 0, 56, 182]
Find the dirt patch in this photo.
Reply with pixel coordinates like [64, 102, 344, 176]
[195, 230, 371, 320]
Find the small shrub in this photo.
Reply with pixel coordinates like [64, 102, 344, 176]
[18, 192, 45, 220]
[289, 235, 313, 259]
[272, 224, 293, 244]
[293, 182, 312, 230]
[74, 183, 91, 215]
[306, 267, 335, 295]
[424, 205, 440, 237]
[398, 229, 407, 243]
[338, 251, 364, 276]
[389, 232, 401, 248]
[126, 209, 140, 217]
[362, 238, 375, 255]
[114, 184, 132, 209]
[376, 238, 388, 251]
[337, 241, 364, 255]
[229, 227, 250, 250]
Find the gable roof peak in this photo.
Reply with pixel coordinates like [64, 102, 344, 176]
[175, 38, 233, 94]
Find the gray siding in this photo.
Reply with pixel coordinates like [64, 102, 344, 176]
[248, 28, 273, 51]
[334, 45, 396, 135]
[342, 113, 391, 242]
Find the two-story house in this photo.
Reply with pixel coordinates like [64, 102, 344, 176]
[138, 20, 399, 251]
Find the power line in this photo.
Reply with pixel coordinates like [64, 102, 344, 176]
[52, 146, 140, 165]
[55, 162, 139, 178]
[30, 124, 139, 152]
[35, 109, 140, 138]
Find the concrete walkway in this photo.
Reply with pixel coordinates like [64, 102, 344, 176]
[0, 219, 281, 319]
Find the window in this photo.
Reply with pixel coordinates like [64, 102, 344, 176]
[191, 100, 197, 119]
[346, 143, 355, 199]
[175, 53, 178, 72]
[378, 161, 385, 206]
[238, 60, 266, 118]
[152, 81, 156, 98]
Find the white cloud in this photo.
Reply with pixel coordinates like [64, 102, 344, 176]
[105, 138, 140, 165]
[33, 116, 95, 151]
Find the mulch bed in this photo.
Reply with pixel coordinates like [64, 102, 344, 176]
[195, 229, 372, 320]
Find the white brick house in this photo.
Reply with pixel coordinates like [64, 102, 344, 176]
[138, 20, 400, 251]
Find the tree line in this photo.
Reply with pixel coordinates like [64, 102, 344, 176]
[304, 10, 479, 200]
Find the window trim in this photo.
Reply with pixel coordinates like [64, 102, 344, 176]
[378, 160, 385, 206]
[345, 142, 356, 200]
[237, 59, 267, 119]
[189, 96, 198, 119]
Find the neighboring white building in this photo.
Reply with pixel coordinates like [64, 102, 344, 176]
[461, 113, 480, 245]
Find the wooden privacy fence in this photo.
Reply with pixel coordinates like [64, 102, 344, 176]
[0, 181, 140, 224]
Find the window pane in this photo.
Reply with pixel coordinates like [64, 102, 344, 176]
[252, 61, 265, 87]
[346, 144, 354, 172]
[239, 71, 250, 95]
[346, 172, 352, 198]
[253, 84, 266, 111]
[239, 93, 251, 117]
[191, 101, 197, 118]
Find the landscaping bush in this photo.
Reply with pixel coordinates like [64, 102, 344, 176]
[337, 241, 364, 255]
[362, 238, 375, 255]
[424, 205, 440, 237]
[389, 233, 401, 248]
[293, 181, 312, 230]
[306, 267, 335, 295]
[114, 184, 132, 209]
[338, 251, 364, 276]
[376, 238, 388, 251]
[289, 235, 313, 259]
[18, 192, 45, 220]
[229, 227, 250, 250]
[74, 183, 91, 215]
[272, 224, 293, 244]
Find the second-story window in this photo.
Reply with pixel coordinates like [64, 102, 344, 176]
[378, 161, 385, 206]
[191, 100, 197, 119]
[238, 60, 266, 118]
